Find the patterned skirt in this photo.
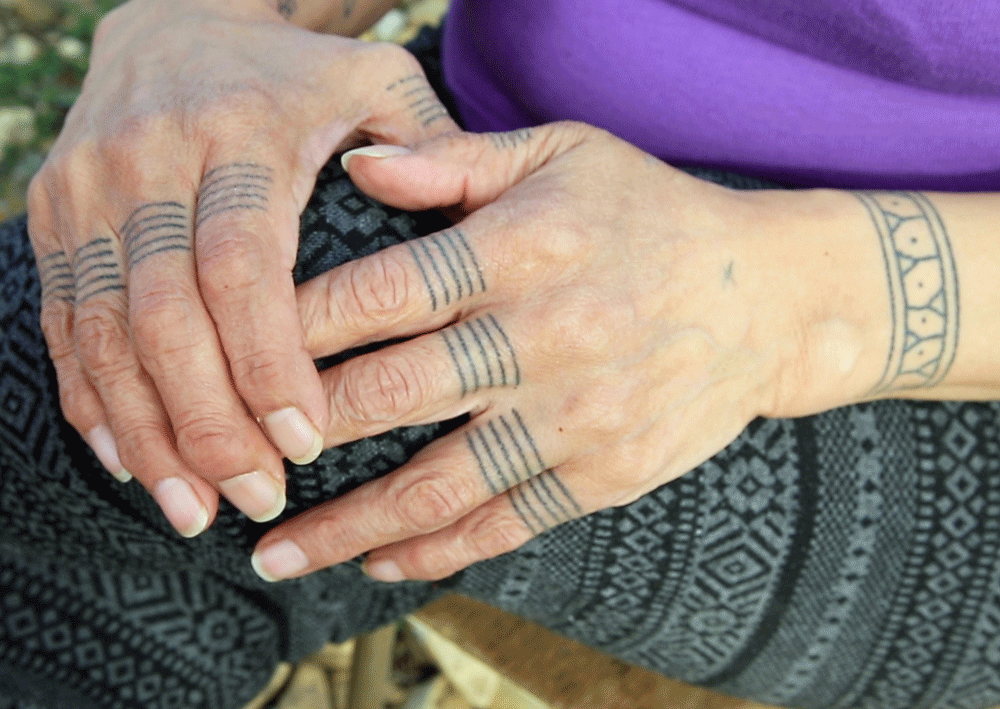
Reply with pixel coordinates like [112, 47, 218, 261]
[1, 31, 999, 709]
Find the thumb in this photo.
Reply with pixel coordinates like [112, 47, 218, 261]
[340, 123, 590, 213]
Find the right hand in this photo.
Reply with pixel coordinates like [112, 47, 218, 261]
[27, 0, 458, 537]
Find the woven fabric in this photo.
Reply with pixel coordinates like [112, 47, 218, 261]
[3, 32, 1000, 709]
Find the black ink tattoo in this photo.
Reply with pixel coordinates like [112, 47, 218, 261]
[488, 129, 532, 151]
[195, 163, 272, 228]
[465, 410, 582, 535]
[277, 0, 296, 19]
[387, 75, 450, 128]
[723, 261, 735, 287]
[853, 191, 959, 393]
[72, 238, 125, 303]
[38, 251, 75, 304]
[342, 0, 357, 18]
[407, 228, 486, 311]
[121, 202, 191, 270]
[442, 315, 520, 396]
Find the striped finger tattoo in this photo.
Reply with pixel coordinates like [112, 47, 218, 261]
[408, 228, 486, 311]
[466, 409, 582, 534]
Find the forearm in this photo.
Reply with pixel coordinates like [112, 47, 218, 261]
[270, 0, 399, 35]
[746, 187, 1000, 417]
[107, 0, 397, 34]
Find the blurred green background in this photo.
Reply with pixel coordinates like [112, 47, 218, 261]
[1, 0, 113, 220]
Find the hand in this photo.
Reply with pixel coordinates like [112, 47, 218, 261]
[27, 0, 458, 537]
[251, 123, 885, 582]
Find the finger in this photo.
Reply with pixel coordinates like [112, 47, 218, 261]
[320, 312, 521, 446]
[363, 466, 586, 582]
[69, 237, 220, 537]
[297, 221, 492, 359]
[352, 43, 460, 146]
[28, 192, 131, 483]
[193, 155, 327, 466]
[340, 124, 590, 213]
[250, 407, 569, 582]
[123, 198, 288, 523]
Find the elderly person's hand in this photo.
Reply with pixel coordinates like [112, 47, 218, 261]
[250, 121, 925, 582]
[27, 0, 457, 537]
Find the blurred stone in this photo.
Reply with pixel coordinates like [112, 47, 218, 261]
[372, 7, 408, 41]
[407, 0, 449, 27]
[13, 0, 59, 30]
[1, 33, 43, 64]
[0, 107, 37, 146]
[55, 35, 86, 59]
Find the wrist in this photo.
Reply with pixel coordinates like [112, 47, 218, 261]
[741, 188, 891, 418]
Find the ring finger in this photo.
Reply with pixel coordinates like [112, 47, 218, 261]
[320, 311, 523, 446]
[122, 198, 287, 522]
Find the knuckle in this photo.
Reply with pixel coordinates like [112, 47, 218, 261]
[26, 170, 50, 216]
[401, 543, 463, 581]
[173, 414, 243, 473]
[337, 353, 431, 424]
[560, 381, 629, 436]
[198, 231, 265, 301]
[39, 304, 75, 360]
[393, 474, 476, 532]
[229, 348, 287, 399]
[129, 285, 198, 363]
[51, 364, 98, 434]
[75, 306, 131, 378]
[114, 422, 168, 474]
[467, 509, 533, 560]
[546, 294, 617, 361]
[338, 250, 417, 328]
[362, 41, 422, 75]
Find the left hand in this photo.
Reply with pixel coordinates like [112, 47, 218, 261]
[251, 122, 885, 582]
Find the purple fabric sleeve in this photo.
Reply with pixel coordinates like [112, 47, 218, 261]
[441, 0, 1000, 190]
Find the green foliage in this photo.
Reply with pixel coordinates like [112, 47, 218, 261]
[1, 0, 117, 214]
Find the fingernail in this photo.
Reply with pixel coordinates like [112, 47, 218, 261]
[252, 539, 309, 582]
[219, 471, 286, 523]
[263, 407, 323, 465]
[340, 145, 412, 172]
[153, 477, 209, 538]
[85, 425, 132, 483]
[363, 559, 406, 583]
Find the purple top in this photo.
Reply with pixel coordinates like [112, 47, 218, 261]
[441, 0, 1000, 190]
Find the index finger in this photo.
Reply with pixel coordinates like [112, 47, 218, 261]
[194, 153, 328, 465]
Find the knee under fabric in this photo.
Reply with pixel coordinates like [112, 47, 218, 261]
[3, 157, 1000, 709]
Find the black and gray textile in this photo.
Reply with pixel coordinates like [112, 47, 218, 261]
[3, 32, 1000, 709]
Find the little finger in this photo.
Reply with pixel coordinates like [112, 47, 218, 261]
[30, 205, 130, 483]
[70, 247, 219, 537]
[251, 407, 565, 581]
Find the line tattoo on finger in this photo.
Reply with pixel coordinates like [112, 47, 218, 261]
[38, 250, 75, 304]
[121, 202, 191, 270]
[488, 129, 532, 151]
[386, 74, 449, 127]
[853, 191, 959, 393]
[465, 409, 582, 534]
[72, 238, 125, 303]
[442, 315, 520, 396]
[196, 162, 272, 227]
[407, 228, 485, 311]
